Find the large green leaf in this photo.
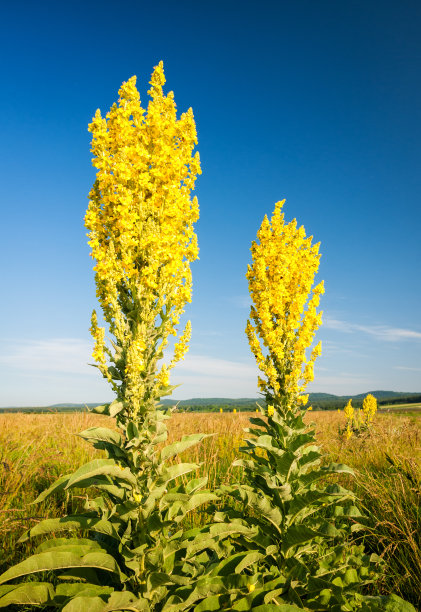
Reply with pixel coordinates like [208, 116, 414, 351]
[156, 463, 200, 486]
[193, 594, 225, 611]
[0, 582, 54, 608]
[78, 427, 122, 446]
[252, 605, 304, 611]
[281, 524, 325, 556]
[61, 591, 149, 611]
[55, 582, 114, 599]
[160, 434, 211, 462]
[32, 472, 72, 504]
[210, 551, 264, 576]
[66, 459, 137, 488]
[19, 515, 121, 543]
[0, 551, 123, 584]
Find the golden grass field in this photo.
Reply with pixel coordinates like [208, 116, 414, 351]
[0, 409, 420, 606]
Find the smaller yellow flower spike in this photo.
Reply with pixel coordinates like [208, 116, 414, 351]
[246, 200, 324, 410]
[220, 408, 223, 413]
[233, 409, 237, 414]
[362, 393, 377, 426]
[267, 405, 275, 417]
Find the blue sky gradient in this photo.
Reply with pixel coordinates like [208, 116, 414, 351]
[1, 0, 420, 405]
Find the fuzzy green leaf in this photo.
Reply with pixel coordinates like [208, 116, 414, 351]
[160, 434, 211, 462]
[55, 582, 114, 599]
[78, 427, 123, 448]
[32, 472, 72, 504]
[156, 462, 200, 486]
[252, 605, 303, 611]
[20, 515, 121, 543]
[65, 459, 137, 489]
[0, 551, 122, 585]
[109, 400, 125, 417]
[36, 537, 106, 554]
[0, 583, 54, 608]
[281, 525, 325, 555]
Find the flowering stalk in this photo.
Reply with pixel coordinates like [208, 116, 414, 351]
[341, 394, 378, 438]
[0, 64, 218, 611]
[85, 61, 200, 424]
[246, 199, 324, 414]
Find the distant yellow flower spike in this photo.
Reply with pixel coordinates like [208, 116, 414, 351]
[85, 63, 200, 420]
[246, 201, 324, 410]
[362, 393, 377, 426]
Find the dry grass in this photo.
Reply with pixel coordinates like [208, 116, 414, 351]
[1, 409, 420, 604]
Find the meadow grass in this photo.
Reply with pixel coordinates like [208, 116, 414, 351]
[0, 410, 420, 606]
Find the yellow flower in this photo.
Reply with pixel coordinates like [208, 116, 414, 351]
[85, 63, 200, 417]
[246, 201, 323, 409]
[248, 584, 255, 593]
[362, 393, 377, 426]
[267, 405, 274, 417]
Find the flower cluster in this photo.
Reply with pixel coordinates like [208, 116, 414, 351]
[246, 200, 324, 410]
[362, 392, 377, 426]
[85, 62, 200, 418]
[342, 394, 377, 438]
[343, 399, 354, 439]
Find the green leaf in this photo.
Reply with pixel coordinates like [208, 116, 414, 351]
[32, 472, 72, 504]
[156, 463, 200, 486]
[109, 400, 125, 417]
[281, 525, 324, 555]
[66, 459, 137, 489]
[253, 605, 303, 611]
[211, 551, 264, 576]
[0, 551, 123, 585]
[361, 595, 417, 612]
[186, 477, 208, 494]
[78, 427, 123, 448]
[194, 594, 225, 611]
[160, 434, 211, 462]
[0, 582, 54, 608]
[91, 404, 110, 415]
[20, 515, 121, 543]
[62, 596, 107, 612]
[56, 583, 114, 599]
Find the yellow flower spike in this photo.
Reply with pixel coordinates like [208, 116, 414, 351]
[85, 63, 200, 418]
[220, 408, 223, 413]
[233, 409, 237, 414]
[267, 405, 274, 417]
[246, 201, 323, 410]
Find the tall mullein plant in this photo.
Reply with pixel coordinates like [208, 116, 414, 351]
[0, 64, 217, 611]
[207, 202, 414, 611]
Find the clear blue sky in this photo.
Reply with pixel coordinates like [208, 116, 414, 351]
[1, 0, 420, 405]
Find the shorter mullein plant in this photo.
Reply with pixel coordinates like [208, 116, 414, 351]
[194, 203, 413, 611]
[341, 394, 378, 439]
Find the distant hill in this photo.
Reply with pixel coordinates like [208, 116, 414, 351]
[1, 391, 420, 413]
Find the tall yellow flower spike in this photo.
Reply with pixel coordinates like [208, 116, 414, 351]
[246, 200, 324, 411]
[85, 63, 200, 420]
